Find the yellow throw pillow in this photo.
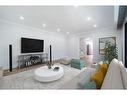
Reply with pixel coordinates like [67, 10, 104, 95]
[91, 70, 104, 89]
[91, 64, 108, 89]
[100, 64, 108, 75]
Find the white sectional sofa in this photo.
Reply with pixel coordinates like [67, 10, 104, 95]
[61, 59, 127, 89]
[101, 59, 124, 89]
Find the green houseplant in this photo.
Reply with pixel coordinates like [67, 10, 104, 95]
[104, 42, 118, 64]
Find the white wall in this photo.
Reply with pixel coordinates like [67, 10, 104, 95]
[68, 26, 123, 63]
[0, 19, 124, 69]
[66, 35, 79, 59]
[0, 20, 67, 69]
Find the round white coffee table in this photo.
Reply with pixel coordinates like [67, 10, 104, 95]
[34, 65, 64, 82]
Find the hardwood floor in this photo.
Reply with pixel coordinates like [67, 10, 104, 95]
[3, 63, 47, 76]
[3, 59, 64, 76]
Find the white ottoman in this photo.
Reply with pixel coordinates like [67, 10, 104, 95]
[34, 65, 64, 82]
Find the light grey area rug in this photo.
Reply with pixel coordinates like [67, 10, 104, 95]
[0, 63, 86, 89]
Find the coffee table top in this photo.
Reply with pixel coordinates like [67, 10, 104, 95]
[34, 65, 64, 77]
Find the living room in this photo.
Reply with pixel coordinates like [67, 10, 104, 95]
[0, 5, 127, 91]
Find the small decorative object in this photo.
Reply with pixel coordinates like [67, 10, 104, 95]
[99, 37, 116, 54]
[47, 62, 52, 69]
[53, 67, 59, 71]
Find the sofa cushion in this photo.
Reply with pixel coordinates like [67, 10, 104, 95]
[100, 64, 108, 75]
[91, 69, 105, 89]
[71, 59, 86, 69]
[110, 58, 119, 64]
[59, 58, 71, 65]
[91, 64, 108, 89]
[118, 61, 124, 67]
[71, 59, 85, 65]
[78, 74, 91, 88]
[83, 80, 96, 89]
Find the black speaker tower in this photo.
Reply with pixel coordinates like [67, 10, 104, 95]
[50, 45, 52, 63]
[9, 44, 12, 72]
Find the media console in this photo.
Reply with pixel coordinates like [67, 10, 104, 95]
[17, 53, 48, 69]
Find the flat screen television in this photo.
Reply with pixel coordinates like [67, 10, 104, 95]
[21, 38, 44, 53]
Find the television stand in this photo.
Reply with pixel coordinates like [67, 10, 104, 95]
[17, 53, 48, 69]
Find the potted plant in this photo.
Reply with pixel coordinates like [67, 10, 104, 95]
[104, 42, 118, 64]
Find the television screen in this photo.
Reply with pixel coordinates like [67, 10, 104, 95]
[21, 38, 44, 53]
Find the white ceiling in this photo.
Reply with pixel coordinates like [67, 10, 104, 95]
[0, 6, 114, 34]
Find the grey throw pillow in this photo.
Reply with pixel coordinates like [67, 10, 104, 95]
[83, 81, 96, 89]
[78, 75, 91, 88]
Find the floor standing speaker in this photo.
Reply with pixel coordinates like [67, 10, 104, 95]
[9, 44, 12, 72]
[50, 45, 52, 63]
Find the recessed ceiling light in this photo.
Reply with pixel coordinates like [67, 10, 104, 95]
[93, 24, 97, 28]
[19, 16, 24, 20]
[42, 24, 46, 28]
[74, 4, 79, 7]
[87, 17, 91, 21]
[66, 32, 70, 34]
[57, 28, 60, 32]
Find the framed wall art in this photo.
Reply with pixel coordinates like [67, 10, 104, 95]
[99, 37, 116, 54]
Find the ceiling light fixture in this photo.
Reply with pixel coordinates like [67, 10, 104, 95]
[66, 32, 70, 34]
[57, 28, 60, 32]
[87, 17, 91, 21]
[42, 24, 46, 28]
[93, 24, 97, 28]
[74, 4, 79, 7]
[19, 16, 24, 20]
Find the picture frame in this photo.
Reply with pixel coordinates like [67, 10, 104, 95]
[99, 37, 116, 54]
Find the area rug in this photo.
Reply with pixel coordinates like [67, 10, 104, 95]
[0, 63, 86, 89]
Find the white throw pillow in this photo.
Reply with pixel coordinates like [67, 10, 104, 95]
[118, 61, 124, 69]
[110, 58, 119, 64]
